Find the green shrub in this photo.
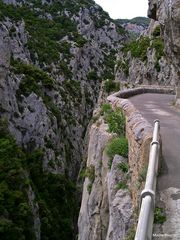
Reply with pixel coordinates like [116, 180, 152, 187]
[26, 149, 78, 240]
[0, 113, 78, 240]
[118, 162, 129, 173]
[123, 37, 150, 61]
[79, 168, 86, 179]
[101, 103, 112, 115]
[44, 137, 54, 149]
[116, 181, 128, 189]
[154, 207, 166, 224]
[58, 41, 72, 60]
[116, 59, 129, 76]
[12, 60, 54, 91]
[87, 70, 99, 81]
[59, 61, 72, 78]
[102, 51, 117, 81]
[0, 1, 79, 64]
[155, 61, 161, 72]
[106, 137, 128, 159]
[104, 107, 126, 136]
[104, 79, 120, 94]
[116, 25, 127, 34]
[152, 38, 164, 60]
[101, 104, 126, 136]
[63, 79, 81, 98]
[75, 34, 87, 47]
[152, 25, 161, 37]
[0, 119, 35, 239]
[85, 165, 95, 182]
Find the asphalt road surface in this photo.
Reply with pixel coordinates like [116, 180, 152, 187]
[130, 93, 180, 239]
[130, 93, 180, 190]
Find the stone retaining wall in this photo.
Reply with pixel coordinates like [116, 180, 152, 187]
[112, 86, 175, 99]
[107, 87, 173, 207]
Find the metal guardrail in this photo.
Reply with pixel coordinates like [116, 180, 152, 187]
[134, 119, 160, 240]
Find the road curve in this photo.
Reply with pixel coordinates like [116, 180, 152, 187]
[130, 93, 180, 239]
[130, 93, 180, 189]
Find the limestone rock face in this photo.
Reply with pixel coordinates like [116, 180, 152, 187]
[27, 185, 41, 240]
[149, 0, 180, 85]
[0, 0, 126, 238]
[78, 120, 133, 240]
[78, 120, 112, 240]
[106, 155, 133, 240]
[116, 0, 180, 86]
[148, 0, 157, 20]
[0, 0, 124, 179]
[0, 23, 10, 80]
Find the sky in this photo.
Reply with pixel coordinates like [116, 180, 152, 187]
[94, 0, 149, 19]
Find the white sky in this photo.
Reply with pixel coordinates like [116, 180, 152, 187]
[94, 0, 149, 19]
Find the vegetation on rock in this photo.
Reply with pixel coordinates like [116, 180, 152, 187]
[0, 119, 35, 239]
[152, 37, 164, 72]
[116, 59, 129, 76]
[101, 103, 128, 163]
[106, 137, 128, 159]
[122, 36, 150, 61]
[152, 25, 161, 37]
[0, 118, 78, 240]
[104, 79, 120, 93]
[0, 0, 127, 238]
[154, 207, 166, 224]
[116, 181, 128, 189]
[101, 104, 126, 136]
[118, 162, 129, 173]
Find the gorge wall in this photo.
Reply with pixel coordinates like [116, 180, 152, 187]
[115, 0, 180, 86]
[78, 89, 155, 239]
[148, 0, 180, 85]
[0, 0, 179, 239]
[78, 117, 134, 240]
[78, 1, 180, 239]
[0, 0, 126, 239]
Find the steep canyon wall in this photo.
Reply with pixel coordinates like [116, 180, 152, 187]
[116, 0, 180, 86]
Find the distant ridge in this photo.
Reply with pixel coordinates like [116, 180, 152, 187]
[116, 17, 150, 36]
[117, 17, 150, 27]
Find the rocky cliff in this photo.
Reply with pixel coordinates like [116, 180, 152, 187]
[78, 1, 180, 238]
[78, 88, 156, 239]
[78, 111, 133, 240]
[148, 0, 180, 85]
[115, 0, 180, 86]
[1, 0, 179, 239]
[0, 0, 126, 239]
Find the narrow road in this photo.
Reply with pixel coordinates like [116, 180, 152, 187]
[130, 93, 180, 239]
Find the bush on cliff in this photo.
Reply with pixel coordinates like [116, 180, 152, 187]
[101, 104, 126, 136]
[106, 137, 128, 159]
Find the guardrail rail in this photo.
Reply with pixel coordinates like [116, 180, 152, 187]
[134, 119, 160, 240]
